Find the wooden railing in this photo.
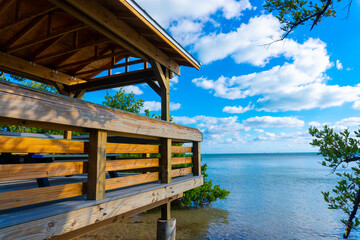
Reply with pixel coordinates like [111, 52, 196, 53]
[0, 81, 202, 211]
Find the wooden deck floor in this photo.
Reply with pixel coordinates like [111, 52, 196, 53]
[0, 175, 203, 239]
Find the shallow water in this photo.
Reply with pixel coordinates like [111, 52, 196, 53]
[78, 153, 360, 239]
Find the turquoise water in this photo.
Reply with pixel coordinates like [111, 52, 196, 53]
[201, 153, 359, 239]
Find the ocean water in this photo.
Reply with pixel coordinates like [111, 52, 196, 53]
[79, 153, 360, 240]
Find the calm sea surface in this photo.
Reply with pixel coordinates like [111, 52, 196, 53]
[79, 153, 359, 240]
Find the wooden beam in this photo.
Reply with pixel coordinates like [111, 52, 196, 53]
[87, 130, 107, 200]
[48, 193, 183, 240]
[192, 142, 201, 176]
[0, 0, 12, 16]
[35, 39, 110, 62]
[172, 157, 192, 165]
[107, 142, 159, 154]
[67, 69, 155, 92]
[171, 146, 192, 153]
[31, 35, 66, 60]
[106, 172, 159, 191]
[0, 7, 58, 32]
[3, 15, 47, 51]
[0, 52, 86, 85]
[160, 139, 172, 184]
[49, 0, 181, 75]
[56, 50, 128, 70]
[0, 177, 203, 239]
[146, 80, 161, 96]
[7, 24, 86, 53]
[152, 61, 170, 121]
[0, 182, 85, 211]
[0, 81, 203, 142]
[172, 167, 192, 178]
[75, 59, 144, 76]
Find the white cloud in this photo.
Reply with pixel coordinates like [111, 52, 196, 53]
[192, 22, 360, 111]
[254, 129, 264, 133]
[243, 116, 304, 128]
[170, 76, 179, 89]
[223, 103, 253, 113]
[143, 101, 181, 111]
[308, 121, 321, 127]
[137, 0, 252, 28]
[253, 131, 311, 143]
[121, 85, 143, 95]
[336, 60, 343, 70]
[331, 117, 360, 130]
[174, 115, 249, 144]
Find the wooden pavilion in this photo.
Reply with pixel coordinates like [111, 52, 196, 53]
[0, 0, 203, 239]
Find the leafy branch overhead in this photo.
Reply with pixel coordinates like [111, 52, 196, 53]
[264, 0, 352, 39]
[310, 126, 360, 238]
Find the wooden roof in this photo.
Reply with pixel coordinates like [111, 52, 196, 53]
[0, 0, 200, 94]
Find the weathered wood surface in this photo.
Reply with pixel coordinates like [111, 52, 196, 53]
[0, 182, 85, 211]
[0, 157, 192, 182]
[105, 172, 159, 191]
[0, 176, 203, 239]
[87, 130, 107, 200]
[172, 167, 192, 178]
[172, 157, 192, 165]
[0, 52, 85, 85]
[160, 138, 172, 184]
[0, 81, 202, 142]
[107, 142, 159, 154]
[192, 142, 201, 176]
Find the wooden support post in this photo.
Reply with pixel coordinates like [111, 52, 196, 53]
[160, 138, 172, 184]
[63, 131, 72, 140]
[192, 142, 201, 176]
[87, 130, 107, 200]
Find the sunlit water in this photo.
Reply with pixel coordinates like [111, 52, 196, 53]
[79, 153, 360, 240]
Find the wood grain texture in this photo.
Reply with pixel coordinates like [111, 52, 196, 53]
[171, 146, 192, 153]
[60, 0, 181, 75]
[0, 81, 202, 142]
[87, 130, 107, 200]
[172, 157, 192, 165]
[172, 167, 192, 178]
[0, 136, 86, 154]
[0, 162, 85, 182]
[107, 142, 159, 154]
[160, 138, 172, 183]
[192, 142, 201, 176]
[0, 177, 203, 240]
[105, 172, 159, 191]
[106, 158, 159, 171]
[0, 52, 85, 85]
[0, 182, 85, 211]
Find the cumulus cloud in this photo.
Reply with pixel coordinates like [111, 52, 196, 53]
[331, 117, 360, 130]
[243, 116, 304, 128]
[308, 121, 321, 127]
[336, 60, 343, 70]
[121, 85, 143, 95]
[192, 17, 360, 111]
[223, 103, 254, 113]
[174, 115, 249, 144]
[143, 101, 181, 111]
[253, 131, 311, 143]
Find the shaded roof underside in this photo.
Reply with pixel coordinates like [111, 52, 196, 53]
[0, 0, 200, 92]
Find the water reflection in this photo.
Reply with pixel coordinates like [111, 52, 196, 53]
[77, 206, 229, 240]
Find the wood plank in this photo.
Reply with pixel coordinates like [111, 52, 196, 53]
[50, 0, 181, 75]
[0, 182, 85, 211]
[0, 177, 203, 239]
[49, 193, 182, 240]
[67, 69, 155, 92]
[0, 52, 86, 85]
[160, 138, 172, 183]
[106, 158, 159, 171]
[192, 142, 201, 176]
[0, 136, 86, 154]
[107, 143, 159, 154]
[105, 172, 159, 191]
[0, 81, 202, 142]
[172, 167, 192, 178]
[0, 162, 85, 182]
[87, 130, 107, 200]
[172, 157, 192, 165]
[75, 59, 144, 76]
[171, 146, 192, 153]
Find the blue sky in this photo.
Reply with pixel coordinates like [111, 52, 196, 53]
[86, 0, 360, 153]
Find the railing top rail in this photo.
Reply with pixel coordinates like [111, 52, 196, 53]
[0, 80, 202, 142]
